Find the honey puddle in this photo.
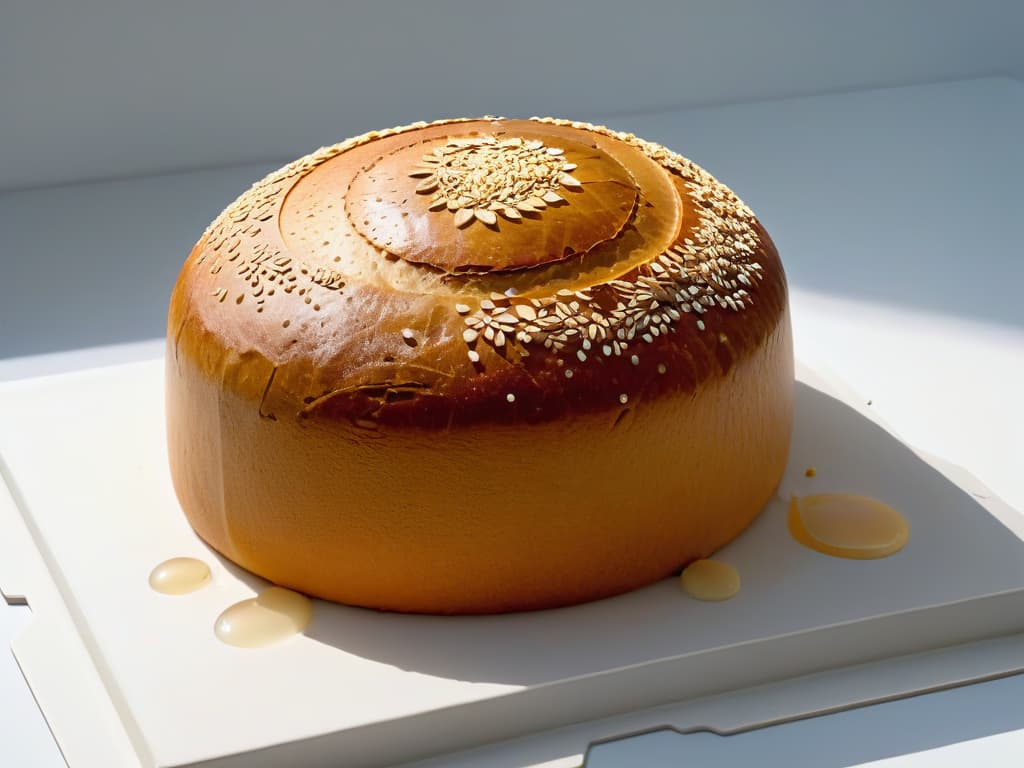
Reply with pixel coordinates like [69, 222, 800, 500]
[214, 587, 313, 648]
[789, 494, 909, 559]
[149, 557, 211, 595]
[680, 559, 741, 601]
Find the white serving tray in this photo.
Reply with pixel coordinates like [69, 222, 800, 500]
[1, 359, 1023, 768]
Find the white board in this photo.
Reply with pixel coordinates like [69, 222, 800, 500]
[1, 360, 1022, 768]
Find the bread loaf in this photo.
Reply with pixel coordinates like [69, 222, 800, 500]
[166, 117, 793, 614]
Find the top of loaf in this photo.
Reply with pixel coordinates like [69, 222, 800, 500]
[169, 117, 788, 428]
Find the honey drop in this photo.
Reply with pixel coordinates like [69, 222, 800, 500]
[680, 559, 741, 601]
[214, 587, 313, 649]
[149, 557, 211, 595]
[789, 494, 909, 559]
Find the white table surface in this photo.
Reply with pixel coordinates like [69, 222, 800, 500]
[2, 77, 1023, 766]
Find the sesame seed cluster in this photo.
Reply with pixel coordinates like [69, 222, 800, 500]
[409, 135, 582, 228]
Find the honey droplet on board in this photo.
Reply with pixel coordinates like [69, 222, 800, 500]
[214, 587, 313, 649]
[680, 559, 741, 601]
[149, 557, 211, 595]
[789, 494, 909, 559]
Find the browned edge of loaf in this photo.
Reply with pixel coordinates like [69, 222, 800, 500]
[168, 117, 789, 432]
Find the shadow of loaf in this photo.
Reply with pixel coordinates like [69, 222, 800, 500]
[296, 381, 1024, 684]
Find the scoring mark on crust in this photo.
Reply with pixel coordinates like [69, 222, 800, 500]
[198, 119, 480, 313]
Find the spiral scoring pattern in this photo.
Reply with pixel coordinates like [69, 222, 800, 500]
[196, 117, 764, 373]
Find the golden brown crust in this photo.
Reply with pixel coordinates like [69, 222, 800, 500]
[167, 117, 793, 613]
[170, 117, 785, 429]
[167, 314, 792, 614]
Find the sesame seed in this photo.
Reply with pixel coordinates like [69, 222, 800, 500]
[506, 393, 516, 403]
[631, 354, 640, 365]
[565, 369, 574, 378]
[697, 319, 706, 331]
[657, 363, 667, 374]
[515, 304, 538, 321]
[619, 393, 629, 404]
[468, 350, 480, 363]
[455, 303, 471, 314]
[577, 349, 587, 363]
[401, 328, 414, 340]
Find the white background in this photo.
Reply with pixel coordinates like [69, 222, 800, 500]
[2, 3, 1023, 766]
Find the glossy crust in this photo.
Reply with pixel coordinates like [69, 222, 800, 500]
[166, 117, 793, 613]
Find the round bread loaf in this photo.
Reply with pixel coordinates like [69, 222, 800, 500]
[167, 117, 793, 614]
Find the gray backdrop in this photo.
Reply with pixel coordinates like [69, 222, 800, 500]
[2, 0, 1023, 191]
